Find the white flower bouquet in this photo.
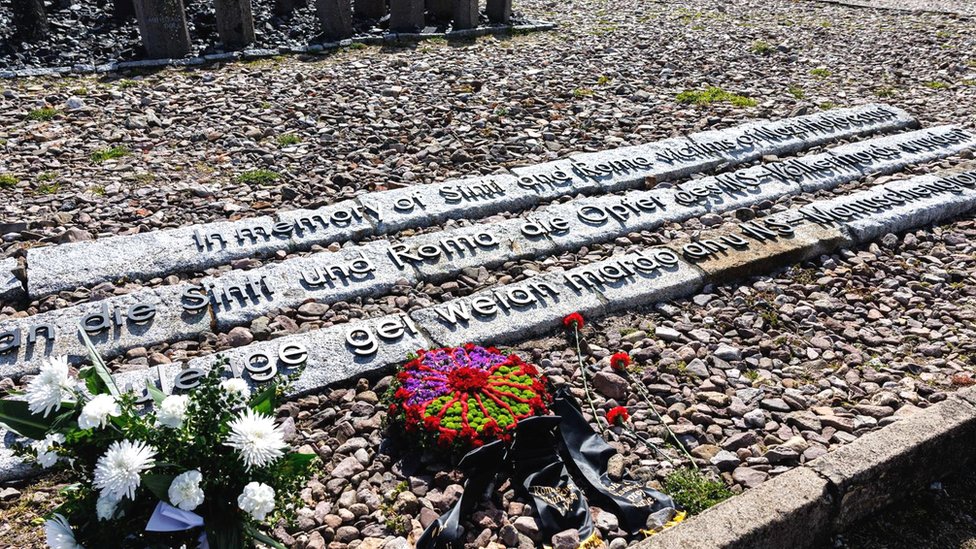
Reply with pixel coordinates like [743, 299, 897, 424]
[0, 342, 316, 549]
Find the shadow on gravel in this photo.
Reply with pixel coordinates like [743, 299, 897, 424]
[828, 468, 976, 549]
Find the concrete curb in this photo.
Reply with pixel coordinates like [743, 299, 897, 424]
[632, 387, 976, 548]
[0, 22, 556, 80]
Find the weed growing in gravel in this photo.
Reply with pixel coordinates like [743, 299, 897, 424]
[743, 369, 760, 382]
[875, 86, 896, 98]
[116, 79, 139, 89]
[237, 169, 280, 185]
[428, 37, 447, 45]
[788, 85, 805, 99]
[276, 134, 302, 147]
[750, 40, 774, 55]
[90, 146, 130, 163]
[35, 182, 61, 195]
[379, 481, 411, 536]
[573, 87, 594, 98]
[90, 185, 106, 196]
[925, 81, 949, 90]
[597, 75, 612, 86]
[347, 42, 366, 50]
[810, 68, 831, 78]
[676, 87, 757, 108]
[819, 101, 837, 110]
[26, 107, 60, 121]
[963, 80, 976, 87]
[0, 174, 18, 188]
[664, 467, 733, 515]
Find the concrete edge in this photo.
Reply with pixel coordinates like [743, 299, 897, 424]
[0, 22, 557, 80]
[631, 387, 976, 549]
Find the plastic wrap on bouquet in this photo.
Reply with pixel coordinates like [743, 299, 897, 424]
[552, 390, 676, 533]
[416, 440, 508, 549]
[510, 415, 597, 544]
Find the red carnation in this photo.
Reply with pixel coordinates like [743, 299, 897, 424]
[437, 431, 456, 448]
[610, 352, 631, 372]
[387, 403, 398, 415]
[481, 420, 500, 438]
[607, 406, 630, 426]
[424, 415, 441, 430]
[460, 426, 478, 442]
[563, 312, 584, 329]
[522, 363, 539, 376]
[394, 387, 412, 400]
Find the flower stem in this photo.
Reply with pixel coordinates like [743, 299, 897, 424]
[626, 372, 698, 470]
[623, 421, 677, 468]
[574, 327, 607, 437]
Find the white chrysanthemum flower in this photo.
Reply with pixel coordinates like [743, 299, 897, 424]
[78, 394, 121, 430]
[220, 378, 251, 400]
[31, 433, 65, 469]
[26, 355, 75, 417]
[95, 492, 120, 521]
[168, 469, 205, 511]
[155, 395, 189, 428]
[44, 513, 84, 549]
[224, 409, 287, 471]
[237, 481, 275, 521]
[93, 439, 157, 501]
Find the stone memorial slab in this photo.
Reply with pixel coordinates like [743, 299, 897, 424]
[187, 313, 432, 395]
[409, 248, 702, 348]
[24, 105, 916, 298]
[825, 126, 976, 177]
[672, 222, 853, 281]
[214, 0, 257, 47]
[0, 427, 33, 481]
[453, 0, 478, 29]
[315, 0, 354, 40]
[207, 242, 406, 329]
[0, 258, 23, 304]
[687, 104, 917, 164]
[11, 125, 974, 380]
[792, 169, 976, 242]
[356, 174, 533, 234]
[0, 285, 211, 379]
[28, 215, 275, 297]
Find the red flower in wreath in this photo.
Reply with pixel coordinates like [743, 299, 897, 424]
[610, 352, 631, 372]
[563, 312, 585, 329]
[607, 406, 630, 426]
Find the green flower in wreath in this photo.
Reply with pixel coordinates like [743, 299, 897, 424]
[388, 344, 551, 451]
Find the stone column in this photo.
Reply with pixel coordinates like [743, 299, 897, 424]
[315, 0, 354, 40]
[355, 0, 386, 19]
[425, 0, 452, 22]
[214, 0, 256, 47]
[112, 0, 136, 19]
[486, 0, 510, 24]
[389, 0, 424, 32]
[133, 0, 192, 59]
[274, 0, 307, 16]
[453, 0, 477, 30]
[11, 0, 50, 42]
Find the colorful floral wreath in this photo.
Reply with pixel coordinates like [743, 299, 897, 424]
[386, 344, 551, 451]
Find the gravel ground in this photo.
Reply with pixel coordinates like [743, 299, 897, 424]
[2, 0, 976, 547]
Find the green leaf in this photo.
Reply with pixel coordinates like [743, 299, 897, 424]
[276, 452, 317, 477]
[248, 383, 277, 415]
[244, 523, 286, 549]
[145, 381, 167, 406]
[0, 399, 73, 439]
[77, 326, 120, 397]
[142, 474, 175, 502]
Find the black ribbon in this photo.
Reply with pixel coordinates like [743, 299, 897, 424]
[552, 389, 676, 534]
[416, 440, 507, 549]
[509, 415, 596, 542]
